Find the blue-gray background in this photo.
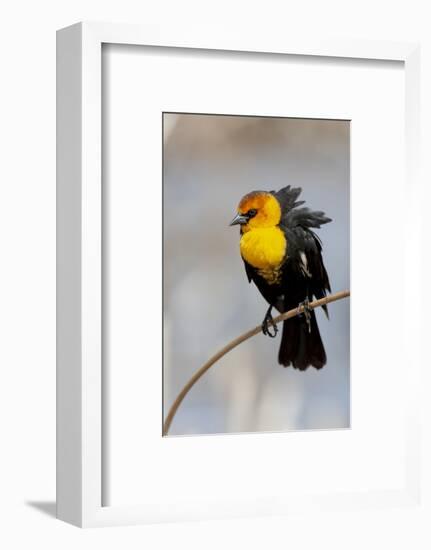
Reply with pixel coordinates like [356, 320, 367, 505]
[163, 113, 350, 436]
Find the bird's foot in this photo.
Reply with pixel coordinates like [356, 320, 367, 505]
[297, 297, 312, 333]
[262, 306, 278, 338]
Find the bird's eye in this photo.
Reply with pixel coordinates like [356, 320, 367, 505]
[247, 209, 257, 218]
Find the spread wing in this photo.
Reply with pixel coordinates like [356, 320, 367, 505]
[271, 185, 305, 213]
[271, 185, 332, 229]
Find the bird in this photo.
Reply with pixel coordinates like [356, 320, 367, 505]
[230, 185, 332, 370]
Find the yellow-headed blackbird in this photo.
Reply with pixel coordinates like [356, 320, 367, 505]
[230, 186, 331, 370]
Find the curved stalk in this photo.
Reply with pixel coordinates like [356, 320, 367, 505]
[163, 289, 350, 435]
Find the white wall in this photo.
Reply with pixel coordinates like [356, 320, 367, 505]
[0, 1, 430, 548]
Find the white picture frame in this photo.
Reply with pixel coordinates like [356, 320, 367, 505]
[56, 21, 422, 527]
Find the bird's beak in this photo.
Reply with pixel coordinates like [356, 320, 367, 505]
[229, 213, 248, 226]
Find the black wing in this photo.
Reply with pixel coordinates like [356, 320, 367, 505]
[270, 185, 305, 214]
[282, 224, 331, 316]
[278, 192, 332, 315]
[271, 185, 332, 228]
[284, 206, 332, 229]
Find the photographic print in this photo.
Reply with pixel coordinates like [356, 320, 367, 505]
[163, 113, 350, 436]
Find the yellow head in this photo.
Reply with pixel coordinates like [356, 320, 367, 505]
[230, 191, 282, 232]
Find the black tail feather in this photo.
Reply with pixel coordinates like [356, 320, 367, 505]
[278, 310, 326, 370]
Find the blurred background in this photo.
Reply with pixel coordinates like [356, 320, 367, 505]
[163, 113, 350, 436]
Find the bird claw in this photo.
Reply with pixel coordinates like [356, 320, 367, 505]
[297, 297, 312, 333]
[262, 307, 278, 338]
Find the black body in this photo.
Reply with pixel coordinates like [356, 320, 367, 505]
[243, 186, 332, 370]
